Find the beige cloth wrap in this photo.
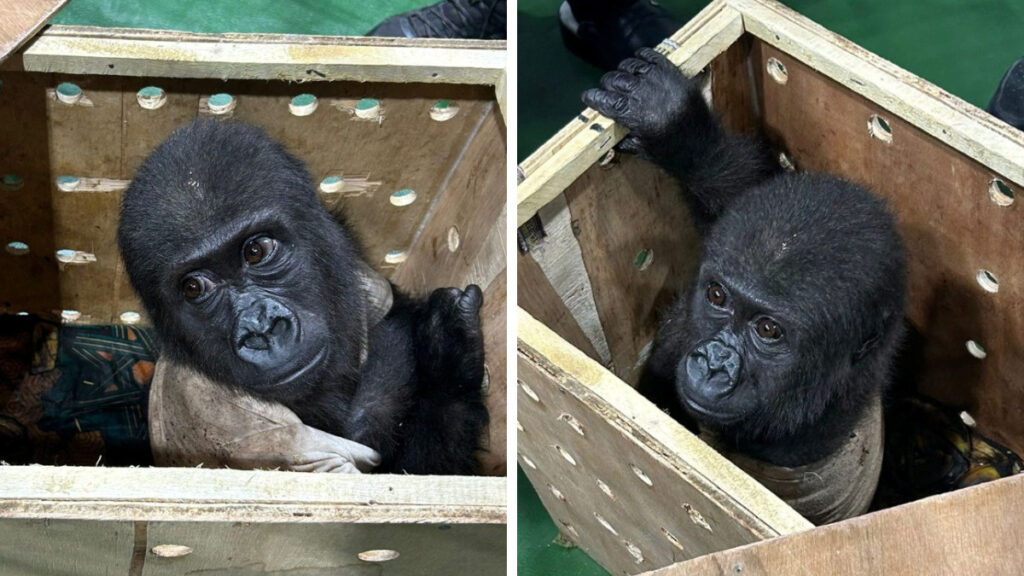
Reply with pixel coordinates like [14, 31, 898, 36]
[148, 265, 394, 473]
[703, 393, 884, 525]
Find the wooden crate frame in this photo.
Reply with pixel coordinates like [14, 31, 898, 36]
[0, 27, 506, 575]
[516, 0, 1024, 574]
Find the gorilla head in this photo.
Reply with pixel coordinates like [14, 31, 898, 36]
[118, 120, 365, 403]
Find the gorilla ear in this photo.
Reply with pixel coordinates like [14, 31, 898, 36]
[852, 309, 893, 363]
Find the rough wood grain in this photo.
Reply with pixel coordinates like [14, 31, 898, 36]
[518, 249, 602, 362]
[0, 519, 134, 576]
[649, 475, 1024, 576]
[0, 0, 67, 63]
[23, 26, 506, 86]
[753, 41, 1024, 456]
[518, 310, 811, 576]
[479, 268, 507, 476]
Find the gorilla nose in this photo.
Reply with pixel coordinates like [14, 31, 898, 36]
[234, 299, 297, 364]
[685, 338, 742, 397]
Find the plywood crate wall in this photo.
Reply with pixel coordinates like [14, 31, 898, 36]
[516, 0, 1024, 574]
[0, 27, 506, 575]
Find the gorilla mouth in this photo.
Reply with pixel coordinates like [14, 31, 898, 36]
[261, 347, 327, 389]
[680, 393, 744, 426]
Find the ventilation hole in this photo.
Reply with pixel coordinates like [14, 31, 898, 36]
[548, 484, 566, 501]
[988, 178, 1015, 207]
[519, 381, 540, 402]
[594, 513, 618, 535]
[60, 310, 81, 323]
[289, 93, 318, 116]
[558, 413, 585, 436]
[55, 249, 97, 264]
[558, 519, 580, 539]
[868, 114, 893, 144]
[2, 174, 23, 190]
[481, 365, 490, 393]
[56, 175, 80, 191]
[354, 98, 381, 119]
[633, 249, 654, 271]
[516, 420, 524, 432]
[447, 226, 461, 253]
[15, 312, 28, 316]
[596, 479, 615, 500]
[624, 541, 644, 564]
[734, 565, 744, 573]
[520, 453, 537, 469]
[683, 503, 713, 531]
[358, 550, 399, 563]
[119, 311, 141, 324]
[429, 99, 459, 121]
[960, 411, 976, 428]
[319, 175, 344, 193]
[766, 57, 788, 85]
[778, 152, 796, 172]
[630, 464, 653, 486]
[389, 188, 416, 207]
[207, 93, 235, 114]
[55, 82, 83, 104]
[151, 544, 192, 558]
[966, 340, 987, 359]
[384, 249, 407, 264]
[661, 528, 685, 551]
[5, 241, 29, 256]
[598, 149, 616, 166]
[555, 445, 577, 466]
[976, 270, 999, 293]
[136, 86, 166, 110]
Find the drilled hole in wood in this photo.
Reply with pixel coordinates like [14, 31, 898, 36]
[55, 82, 83, 104]
[15, 312, 28, 316]
[960, 411, 977, 428]
[868, 114, 893, 144]
[151, 544, 192, 558]
[319, 176, 344, 193]
[520, 453, 537, 469]
[661, 528, 685, 551]
[384, 249, 407, 265]
[5, 241, 29, 256]
[481, 365, 490, 393]
[633, 248, 654, 271]
[966, 340, 987, 359]
[136, 86, 167, 110]
[56, 175, 80, 191]
[596, 478, 615, 500]
[548, 484, 566, 501]
[289, 93, 318, 116]
[976, 269, 999, 293]
[55, 249, 97, 265]
[555, 445, 577, 466]
[447, 226, 461, 252]
[61, 310, 81, 323]
[2, 174, 23, 190]
[598, 149, 616, 166]
[594, 513, 618, 535]
[558, 413, 585, 436]
[390, 188, 417, 207]
[519, 381, 540, 402]
[624, 541, 644, 564]
[207, 93, 236, 114]
[558, 519, 580, 539]
[430, 99, 459, 121]
[766, 57, 788, 85]
[358, 549, 399, 562]
[120, 311, 141, 324]
[988, 178, 1015, 207]
[516, 420, 524, 432]
[630, 464, 653, 486]
[778, 151, 796, 172]
[355, 98, 381, 119]
[683, 503, 713, 532]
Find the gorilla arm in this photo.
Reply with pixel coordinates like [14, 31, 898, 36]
[582, 48, 781, 230]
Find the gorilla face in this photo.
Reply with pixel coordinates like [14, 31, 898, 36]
[119, 120, 365, 403]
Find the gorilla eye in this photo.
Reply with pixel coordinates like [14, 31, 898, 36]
[755, 317, 783, 340]
[243, 236, 276, 265]
[706, 282, 727, 307]
[182, 276, 204, 300]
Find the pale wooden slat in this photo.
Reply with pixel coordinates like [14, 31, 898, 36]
[0, 0, 67, 63]
[22, 26, 506, 86]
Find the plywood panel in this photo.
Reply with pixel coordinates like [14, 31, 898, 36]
[0, 0, 67, 63]
[0, 518, 134, 576]
[479, 268, 507, 476]
[754, 41, 1024, 455]
[517, 248, 602, 361]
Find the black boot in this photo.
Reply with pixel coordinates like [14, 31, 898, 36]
[559, 0, 684, 70]
[988, 57, 1024, 131]
[367, 0, 506, 39]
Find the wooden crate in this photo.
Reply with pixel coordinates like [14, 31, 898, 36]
[0, 25, 506, 574]
[516, 0, 1024, 574]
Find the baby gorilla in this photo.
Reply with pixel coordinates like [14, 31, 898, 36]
[585, 50, 906, 523]
[119, 120, 488, 475]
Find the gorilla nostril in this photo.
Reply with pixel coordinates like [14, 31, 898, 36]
[242, 333, 270, 351]
[269, 317, 290, 337]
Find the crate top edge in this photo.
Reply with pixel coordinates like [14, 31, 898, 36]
[13, 25, 506, 87]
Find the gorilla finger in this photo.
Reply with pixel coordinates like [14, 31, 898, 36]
[617, 135, 644, 154]
[582, 89, 630, 119]
[336, 462, 362, 474]
[619, 58, 653, 76]
[458, 284, 483, 313]
[636, 47, 673, 68]
[600, 71, 641, 93]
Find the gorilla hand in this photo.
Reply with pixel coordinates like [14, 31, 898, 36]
[418, 285, 485, 390]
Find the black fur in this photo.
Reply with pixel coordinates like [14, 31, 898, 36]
[584, 49, 906, 467]
[118, 120, 488, 475]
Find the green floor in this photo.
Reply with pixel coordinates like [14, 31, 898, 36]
[517, 1, 1022, 575]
